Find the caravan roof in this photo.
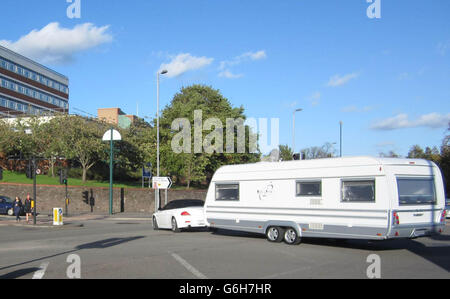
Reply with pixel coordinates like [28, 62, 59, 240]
[214, 156, 436, 176]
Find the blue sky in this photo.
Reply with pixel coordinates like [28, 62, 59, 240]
[1, 0, 449, 156]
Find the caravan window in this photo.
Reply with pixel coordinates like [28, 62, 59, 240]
[397, 177, 436, 206]
[216, 184, 239, 201]
[342, 180, 375, 202]
[296, 181, 321, 196]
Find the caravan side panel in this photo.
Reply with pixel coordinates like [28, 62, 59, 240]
[205, 162, 392, 240]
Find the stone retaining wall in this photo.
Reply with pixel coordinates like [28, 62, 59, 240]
[0, 183, 207, 215]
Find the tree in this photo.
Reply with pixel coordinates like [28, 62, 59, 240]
[279, 145, 293, 161]
[181, 153, 208, 189]
[301, 142, 337, 160]
[158, 84, 260, 188]
[440, 122, 450, 196]
[51, 116, 108, 183]
[379, 151, 400, 158]
[407, 145, 425, 159]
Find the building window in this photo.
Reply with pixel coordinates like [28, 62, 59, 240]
[215, 183, 239, 201]
[341, 180, 375, 203]
[296, 181, 322, 197]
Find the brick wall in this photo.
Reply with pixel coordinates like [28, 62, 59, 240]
[0, 183, 207, 215]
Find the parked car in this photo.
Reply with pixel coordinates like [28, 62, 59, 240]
[0, 196, 14, 216]
[152, 199, 206, 232]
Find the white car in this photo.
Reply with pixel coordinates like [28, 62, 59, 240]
[152, 199, 206, 232]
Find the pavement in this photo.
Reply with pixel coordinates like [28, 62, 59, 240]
[0, 213, 152, 228]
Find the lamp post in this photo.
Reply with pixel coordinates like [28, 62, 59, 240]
[155, 69, 168, 212]
[292, 108, 303, 154]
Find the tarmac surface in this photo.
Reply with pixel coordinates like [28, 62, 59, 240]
[0, 213, 449, 279]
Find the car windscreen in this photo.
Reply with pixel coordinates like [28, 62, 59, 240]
[397, 177, 436, 206]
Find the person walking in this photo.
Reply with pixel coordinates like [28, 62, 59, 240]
[24, 194, 32, 224]
[13, 197, 22, 222]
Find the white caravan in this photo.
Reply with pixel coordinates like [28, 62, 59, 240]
[204, 157, 447, 245]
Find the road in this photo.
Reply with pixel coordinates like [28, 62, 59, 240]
[0, 217, 449, 279]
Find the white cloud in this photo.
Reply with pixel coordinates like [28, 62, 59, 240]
[218, 50, 267, 77]
[218, 70, 244, 79]
[327, 72, 359, 87]
[371, 113, 450, 130]
[244, 50, 267, 61]
[220, 50, 267, 69]
[159, 53, 213, 78]
[0, 22, 113, 65]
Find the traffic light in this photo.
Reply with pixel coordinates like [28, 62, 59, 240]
[59, 169, 68, 185]
[0, 168, 3, 180]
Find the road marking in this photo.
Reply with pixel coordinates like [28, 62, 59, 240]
[32, 262, 49, 279]
[170, 252, 208, 279]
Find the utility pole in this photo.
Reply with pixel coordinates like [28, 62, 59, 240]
[32, 157, 37, 225]
[292, 108, 303, 154]
[109, 127, 114, 215]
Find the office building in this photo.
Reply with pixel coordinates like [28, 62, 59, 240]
[98, 108, 139, 129]
[0, 45, 69, 118]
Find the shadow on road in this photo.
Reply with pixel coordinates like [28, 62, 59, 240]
[0, 236, 146, 274]
[211, 229, 450, 273]
[76, 237, 145, 250]
[0, 267, 40, 279]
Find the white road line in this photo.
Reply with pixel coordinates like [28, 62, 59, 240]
[32, 262, 49, 279]
[170, 252, 208, 279]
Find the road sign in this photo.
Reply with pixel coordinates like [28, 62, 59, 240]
[102, 129, 122, 141]
[152, 177, 172, 189]
[53, 208, 63, 226]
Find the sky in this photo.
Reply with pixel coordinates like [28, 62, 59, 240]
[0, 0, 449, 156]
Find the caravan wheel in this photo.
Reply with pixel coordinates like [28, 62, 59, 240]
[284, 228, 301, 245]
[266, 226, 284, 243]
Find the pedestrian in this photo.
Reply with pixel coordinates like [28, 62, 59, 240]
[24, 194, 32, 224]
[13, 197, 22, 222]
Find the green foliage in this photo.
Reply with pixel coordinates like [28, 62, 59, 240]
[279, 145, 293, 161]
[157, 84, 260, 188]
[0, 84, 260, 188]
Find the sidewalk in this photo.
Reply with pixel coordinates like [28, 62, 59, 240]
[0, 212, 152, 228]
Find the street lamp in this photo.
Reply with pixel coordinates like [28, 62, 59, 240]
[156, 69, 168, 212]
[292, 108, 303, 154]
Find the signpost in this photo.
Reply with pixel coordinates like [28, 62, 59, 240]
[152, 177, 172, 211]
[142, 163, 152, 188]
[102, 128, 122, 215]
[152, 177, 173, 190]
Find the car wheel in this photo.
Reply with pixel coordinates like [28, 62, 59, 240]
[284, 227, 301, 245]
[7, 209, 13, 216]
[266, 226, 285, 243]
[171, 217, 181, 233]
[152, 217, 159, 230]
